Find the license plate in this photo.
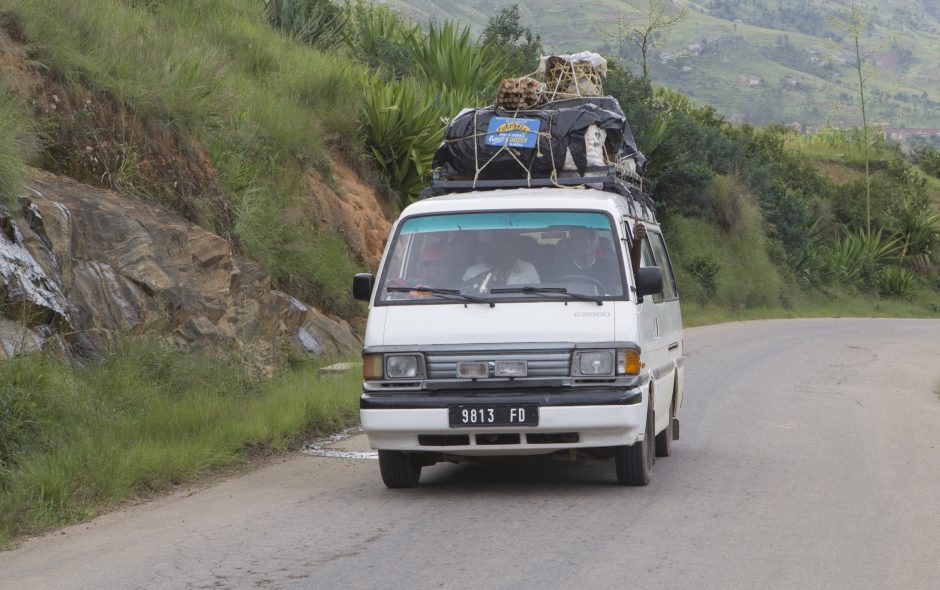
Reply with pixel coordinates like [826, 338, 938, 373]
[448, 404, 539, 427]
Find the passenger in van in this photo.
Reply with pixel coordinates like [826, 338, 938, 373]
[418, 244, 453, 287]
[553, 223, 646, 293]
[384, 241, 456, 299]
[553, 228, 621, 291]
[462, 232, 540, 287]
[630, 222, 647, 277]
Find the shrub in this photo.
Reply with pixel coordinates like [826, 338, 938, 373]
[687, 256, 721, 298]
[832, 157, 928, 232]
[409, 21, 505, 99]
[911, 146, 940, 179]
[263, 0, 349, 49]
[877, 265, 917, 299]
[707, 174, 764, 240]
[816, 228, 901, 284]
[345, 0, 419, 78]
[665, 215, 782, 308]
[885, 203, 940, 267]
[360, 76, 477, 201]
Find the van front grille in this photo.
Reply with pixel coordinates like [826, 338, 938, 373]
[425, 350, 571, 380]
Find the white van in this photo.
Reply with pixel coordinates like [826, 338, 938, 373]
[352, 177, 683, 487]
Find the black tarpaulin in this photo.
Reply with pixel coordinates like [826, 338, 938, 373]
[432, 97, 645, 181]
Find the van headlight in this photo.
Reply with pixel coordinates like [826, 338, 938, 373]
[362, 353, 384, 380]
[617, 349, 641, 375]
[574, 350, 614, 376]
[385, 354, 422, 379]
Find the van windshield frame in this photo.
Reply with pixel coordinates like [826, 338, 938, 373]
[374, 209, 627, 306]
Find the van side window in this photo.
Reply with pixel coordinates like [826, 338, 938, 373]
[648, 231, 679, 301]
[639, 239, 654, 268]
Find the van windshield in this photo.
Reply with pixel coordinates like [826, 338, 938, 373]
[377, 211, 625, 303]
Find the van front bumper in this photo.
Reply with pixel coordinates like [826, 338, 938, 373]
[360, 388, 647, 455]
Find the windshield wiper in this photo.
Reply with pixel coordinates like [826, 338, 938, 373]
[386, 286, 494, 307]
[490, 286, 603, 306]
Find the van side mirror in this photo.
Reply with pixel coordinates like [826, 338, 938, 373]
[352, 273, 375, 302]
[635, 267, 663, 299]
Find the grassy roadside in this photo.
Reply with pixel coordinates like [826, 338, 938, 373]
[0, 341, 362, 546]
[0, 75, 33, 205]
[682, 287, 940, 327]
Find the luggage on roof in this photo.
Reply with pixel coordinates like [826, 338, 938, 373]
[432, 52, 646, 185]
[432, 97, 646, 183]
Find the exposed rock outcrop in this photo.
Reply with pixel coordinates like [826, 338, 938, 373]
[1, 170, 360, 364]
[307, 159, 393, 269]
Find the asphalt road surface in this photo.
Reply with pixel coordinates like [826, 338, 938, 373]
[2, 319, 940, 590]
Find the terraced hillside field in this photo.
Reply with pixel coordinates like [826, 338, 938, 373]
[390, 0, 940, 136]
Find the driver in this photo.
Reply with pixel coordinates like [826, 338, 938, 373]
[418, 244, 452, 286]
[462, 232, 539, 288]
[553, 228, 619, 292]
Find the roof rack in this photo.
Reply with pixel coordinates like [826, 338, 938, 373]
[418, 168, 657, 223]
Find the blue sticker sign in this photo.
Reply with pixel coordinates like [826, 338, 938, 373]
[484, 117, 541, 149]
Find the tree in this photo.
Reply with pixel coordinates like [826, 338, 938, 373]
[911, 146, 940, 179]
[827, 1, 890, 234]
[480, 5, 543, 77]
[601, 0, 688, 81]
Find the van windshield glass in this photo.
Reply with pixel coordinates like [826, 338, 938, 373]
[377, 211, 624, 303]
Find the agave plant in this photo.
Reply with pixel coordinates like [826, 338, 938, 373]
[877, 265, 917, 299]
[633, 116, 670, 164]
[817, 227, 901, 284]
[263, 0, 349, 49]
[408, 21, 505, 98]
[361, 76, 473, 201]
[886, 208, 940, 268]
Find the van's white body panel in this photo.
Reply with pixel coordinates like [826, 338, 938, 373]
[379, 301, 619, 345]
[362, 403, 646, 455]
[359, 188, 683, 460]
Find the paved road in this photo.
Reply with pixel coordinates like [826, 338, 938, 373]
[2, 319, 940, 590]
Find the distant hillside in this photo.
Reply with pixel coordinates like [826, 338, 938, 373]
[389, 0, 940, 137]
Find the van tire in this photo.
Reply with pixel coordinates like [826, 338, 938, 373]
[379, 450, 422, 488]
[655, 401, 674, 458]
[615, 403, 654, 486]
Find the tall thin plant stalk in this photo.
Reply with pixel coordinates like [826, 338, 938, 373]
[827, 1, 891, 234]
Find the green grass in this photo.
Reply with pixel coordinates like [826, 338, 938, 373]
[0, 77, 33, 204]
[682, 285, 940, 327]
[3, 0, 370, 316]
[788, 139, 893, 168]
[664, 182, 940, 326]
[0, 341, 362, 546]
[666, 211, 785, 310]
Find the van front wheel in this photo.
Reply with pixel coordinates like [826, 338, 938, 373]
[614, 405, 654, 486]
[378, 450, 422, 488]
[655, 400, 674, 458]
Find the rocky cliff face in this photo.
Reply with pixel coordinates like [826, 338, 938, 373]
[1, 170, 360, 363]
